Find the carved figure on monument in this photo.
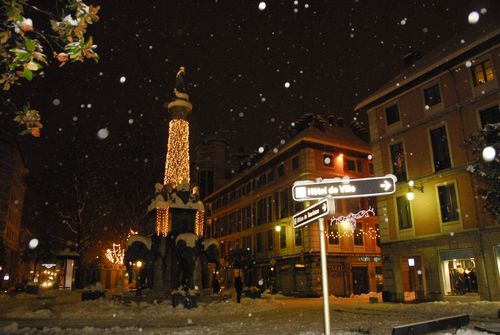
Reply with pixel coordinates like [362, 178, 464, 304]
[175, 66, 187, 95]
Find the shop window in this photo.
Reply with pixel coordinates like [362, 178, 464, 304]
[479, 105, 500, 128]
[430, 126, 451, 171]
[438, 183, 459, 223]
[471, 59, 495, 86]
[423, 83, 441, 108]
[390, 142, 407, 182]
[385, 104, 400, 125]
[442, 258, 477, 295]
[396, 195, 412, 229]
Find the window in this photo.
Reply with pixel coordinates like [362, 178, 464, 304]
[375, 224, 380, 247]
[385, 104, 400, 125]
[256, 232, 263, 252]
[323, 154, 333, 167]
[423, 84, 441, 108]
[356, 160, 363, 173]
[257, 199, 266, 225]
[438, 183, 459, 223]
[328, 224, 339, 244]
[390, 142, 406, 181]
[267, 169, 274, 182]
[479, 105, 500, 128]
[294, 228, 302, 246]
[220, 243, 226, 259]
[280, 226, 286, 249]
[346, 159, 356, 171]
[278, 188, 290, 219]
[354, 222, 364, 246]
[292, 156, 299, 170]
[472, 59, 495, 86]
[243, 235, 252, 251]
[267, 196, 273, 223]
[368, 162, 374, 174]
[430, 126, 451, 171]
[278, 163, 285, 177]
[396, 195, 412, 229]
[267, 229, 274, 250]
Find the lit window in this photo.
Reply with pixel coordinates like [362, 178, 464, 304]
[472, 60, 495, 86]
[390, 142, 407, 182]
[396, 195, 412, 229]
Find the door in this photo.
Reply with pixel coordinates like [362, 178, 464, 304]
[352, 266, 369, 295]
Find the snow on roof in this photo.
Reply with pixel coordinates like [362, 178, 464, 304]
[175, 233, 198, 248]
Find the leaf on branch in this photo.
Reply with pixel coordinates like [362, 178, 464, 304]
[23, 67, 33, 80]
[0, 31, 10, 44]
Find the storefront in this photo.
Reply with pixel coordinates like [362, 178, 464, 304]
[439, 249, 478, 296]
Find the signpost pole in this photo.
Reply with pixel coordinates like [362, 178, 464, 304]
[319, 216, 331, 335]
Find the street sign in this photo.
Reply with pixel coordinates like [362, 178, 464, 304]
[293, 198, 332, 228]
[292, 174, 397, 201]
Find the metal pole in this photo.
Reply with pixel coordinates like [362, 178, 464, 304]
[318, 217, 331, 335]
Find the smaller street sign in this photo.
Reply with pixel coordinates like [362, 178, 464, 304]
[293, 198, 331, 228]
[292, 174, 397, 201]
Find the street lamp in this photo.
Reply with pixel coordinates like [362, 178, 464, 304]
[406, 180, 424, 201]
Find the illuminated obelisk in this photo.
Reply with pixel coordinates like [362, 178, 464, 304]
[151, 67, 204, 237]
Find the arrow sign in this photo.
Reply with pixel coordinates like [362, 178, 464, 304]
[293, 198, 331, 228]
[293, 174, 397, 201]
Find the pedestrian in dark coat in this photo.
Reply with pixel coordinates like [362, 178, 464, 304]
[234, 276, 243, 303]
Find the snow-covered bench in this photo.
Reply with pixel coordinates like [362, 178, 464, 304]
[392, 314, 469, 335]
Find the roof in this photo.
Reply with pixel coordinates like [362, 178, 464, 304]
[354, 22, 500, 113]
[204, 122, 371, 200]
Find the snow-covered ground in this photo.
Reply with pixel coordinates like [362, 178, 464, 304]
[0, 290, 498, 334]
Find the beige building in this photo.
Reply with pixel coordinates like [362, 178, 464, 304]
[355, 27, 500, 301]
[0, 141, 28, 289]
[203, 117, 382, 296]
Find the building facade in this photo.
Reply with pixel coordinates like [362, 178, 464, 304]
[0, 141, 28, 289]
[355, 27, 500, 301]
[203, 118, 382, 296]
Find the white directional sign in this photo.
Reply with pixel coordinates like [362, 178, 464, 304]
[292, 174, 397, 201]
[293, 198, 332, 228]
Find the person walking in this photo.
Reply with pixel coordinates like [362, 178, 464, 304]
[234, 276, 243, 303]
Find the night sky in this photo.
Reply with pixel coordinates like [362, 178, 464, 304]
[3, 0, 500, 245]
